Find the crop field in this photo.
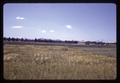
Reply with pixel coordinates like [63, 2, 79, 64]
[4, 43, 116, 80]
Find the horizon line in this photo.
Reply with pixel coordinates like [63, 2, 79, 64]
[3, 36, 116, 43]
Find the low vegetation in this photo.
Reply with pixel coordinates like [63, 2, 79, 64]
[4, 44, 116, 80]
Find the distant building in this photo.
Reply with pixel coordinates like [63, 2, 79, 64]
[77, 41, 86, 45]
[85, 41, 96, 46]
[106, 43, 116, 47]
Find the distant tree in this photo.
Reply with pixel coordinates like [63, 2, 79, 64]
[8, 37, 11, 41]
[24, 38, 28, 42]
[20, 38, 24, 41]
[35, 38, 38, 42]
[3, 37, 7, 40]
[85, 41, 90, 45]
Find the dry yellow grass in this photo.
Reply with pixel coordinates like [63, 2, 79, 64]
[4, 44, 116, 80]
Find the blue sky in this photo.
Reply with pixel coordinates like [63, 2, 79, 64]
[4, 3, 116, 43]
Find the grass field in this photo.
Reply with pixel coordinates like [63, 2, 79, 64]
[4, 44, 116, 80]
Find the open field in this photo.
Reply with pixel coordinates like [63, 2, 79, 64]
[4, 43, 116, 80]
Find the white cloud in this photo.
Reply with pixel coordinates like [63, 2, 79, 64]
[41, 30, 46, 33]
[12, 26, 23, 29]
[66, 25, 72, 29]
[49, 30, 54, 33]
[16, 16, 24, 20]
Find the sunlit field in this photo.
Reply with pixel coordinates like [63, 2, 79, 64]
[4, 43, 116, 80]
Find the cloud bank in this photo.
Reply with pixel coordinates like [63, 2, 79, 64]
[12, 26, 23, 29]
[49, 30, 55, 33]
[41, 30, 46, 33]
[16, 16, 24, 20]
[66, 25, 72, 29]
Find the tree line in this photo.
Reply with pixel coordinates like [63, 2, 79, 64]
[3, 37, 78, 44]
[4, 37, 114, 46]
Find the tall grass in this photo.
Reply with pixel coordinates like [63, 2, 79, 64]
[4, 44, 116, 80]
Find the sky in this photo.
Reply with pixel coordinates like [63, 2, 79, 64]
[3, 3, 116, 43]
